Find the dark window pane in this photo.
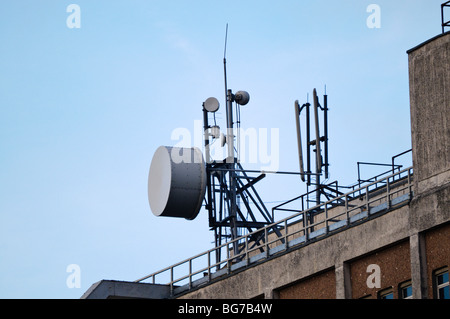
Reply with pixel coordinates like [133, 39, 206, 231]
[438, 286, 449, 299]
[381, 292, 394, 299]
[401, 286, 412, 299]
[437, 272, 448, 286]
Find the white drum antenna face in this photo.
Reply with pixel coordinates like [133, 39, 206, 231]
[148, 146, 206, 220]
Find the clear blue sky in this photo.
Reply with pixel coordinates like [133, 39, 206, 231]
[0, 0, 444, 298]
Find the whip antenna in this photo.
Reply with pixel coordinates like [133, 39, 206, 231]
[223, 23, 229, 104]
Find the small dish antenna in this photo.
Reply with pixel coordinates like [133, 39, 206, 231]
[204, 97, 220, 113]
[235, 91, 250, 105]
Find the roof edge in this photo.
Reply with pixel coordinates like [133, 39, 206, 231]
[407, 31, 450, 54]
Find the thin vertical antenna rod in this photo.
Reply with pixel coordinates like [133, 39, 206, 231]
[224, 23, 228, 60]
[224, 23, 234, 163]
[222, 23, 238, 253]
[223, 23, 234, 161]
[223, 23, 229, 105]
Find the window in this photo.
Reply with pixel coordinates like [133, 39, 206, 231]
[434, 267, 449, 299]
[378, 287, 394, 299]
[399, 281, 412, 299]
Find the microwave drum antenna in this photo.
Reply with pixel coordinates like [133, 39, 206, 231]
[147, 146, 207, 220]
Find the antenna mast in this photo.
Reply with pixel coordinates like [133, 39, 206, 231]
[201, 24, 281, 261]
[223, 23, 239, 250]
[148, 24, 283, 264]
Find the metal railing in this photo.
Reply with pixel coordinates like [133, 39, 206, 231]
[442, 1, 450, 34]
[135, 167, 413, 296]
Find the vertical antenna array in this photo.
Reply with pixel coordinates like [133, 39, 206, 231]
[294, 88, 330, 208]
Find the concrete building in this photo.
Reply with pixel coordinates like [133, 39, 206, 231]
[82, 31, 450, 300]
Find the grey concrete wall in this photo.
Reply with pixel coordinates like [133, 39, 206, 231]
[408, 32, 450, 195]
[407, 32, 450, 299]
[81, 280, 171, 299]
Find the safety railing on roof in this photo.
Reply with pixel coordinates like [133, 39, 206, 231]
[442, 1, 450, 33]
[135, 167, 413, 296]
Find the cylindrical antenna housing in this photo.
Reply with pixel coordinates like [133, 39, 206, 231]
[148, 146, 206, 220]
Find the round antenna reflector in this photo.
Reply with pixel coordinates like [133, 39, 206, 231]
[148, 146, 206, 220]
[235, 91, 250, 105]
[204, 97, 220, 113]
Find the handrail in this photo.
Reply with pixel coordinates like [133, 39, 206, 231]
[443, 1, 450, 34]
[135, 167, 413, 296]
